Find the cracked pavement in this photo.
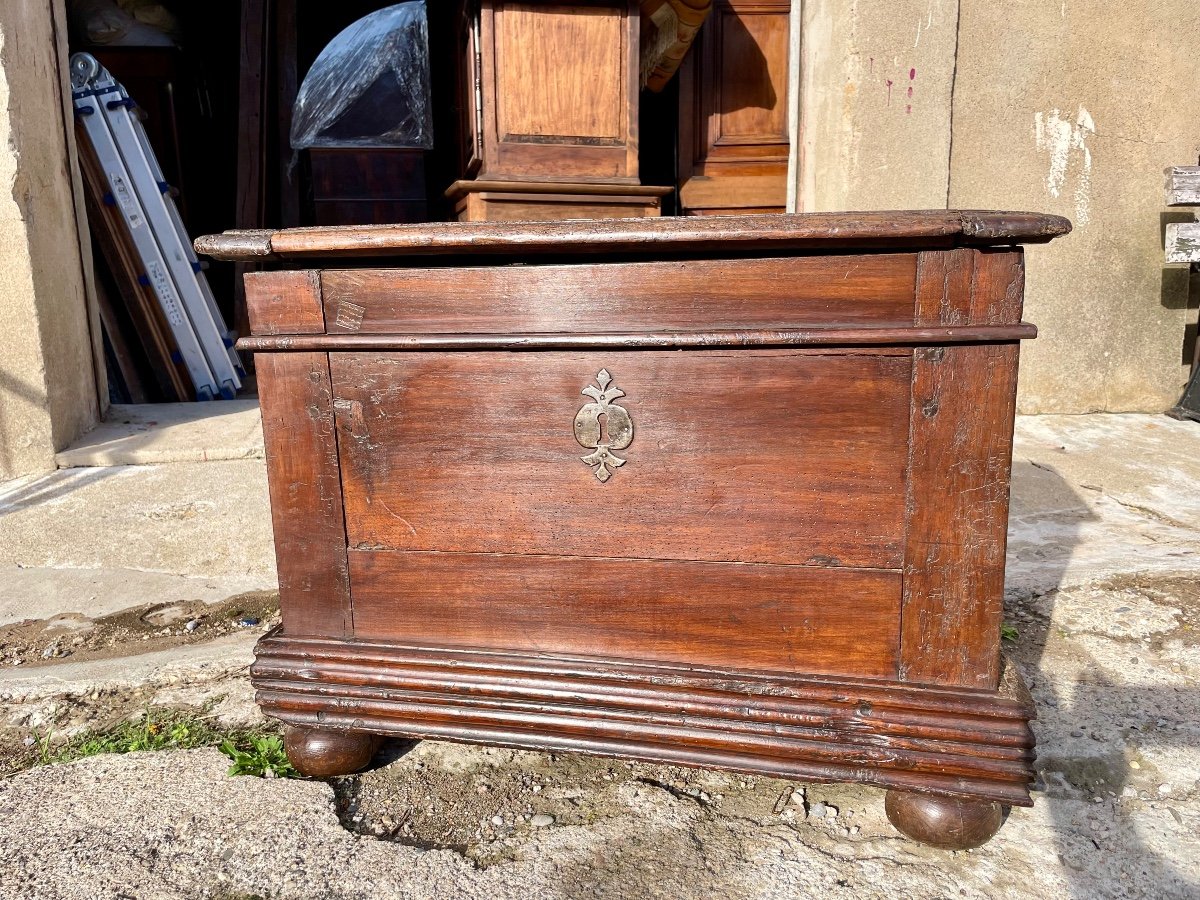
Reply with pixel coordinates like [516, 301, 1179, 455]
[0, 413, 1198, 898]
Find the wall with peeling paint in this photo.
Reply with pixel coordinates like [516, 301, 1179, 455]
[0, 0, 102, 480]
[948, 0, 1200, 413]
[798, 0, 1200, 413]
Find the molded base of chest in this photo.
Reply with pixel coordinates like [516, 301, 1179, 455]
[251, 629, 1036, 808]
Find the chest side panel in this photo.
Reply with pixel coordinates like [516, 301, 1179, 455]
[330, 349, 910, 568]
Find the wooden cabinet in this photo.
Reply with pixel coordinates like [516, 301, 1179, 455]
[449, 0, 668, 221]
[678, 0, 791, 214]
[479, 0, 640, 183]
[198, 210, 1071, 850]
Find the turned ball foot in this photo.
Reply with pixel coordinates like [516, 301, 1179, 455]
[283, 726, 382, 777]
[884, 790, 1007, 850]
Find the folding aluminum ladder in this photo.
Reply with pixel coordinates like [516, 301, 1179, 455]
[70, 52, 244, 400]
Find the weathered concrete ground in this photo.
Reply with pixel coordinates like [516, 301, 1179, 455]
[0, 412, 1198, 899]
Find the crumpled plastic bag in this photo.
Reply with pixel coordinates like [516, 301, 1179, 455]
[290, 2, 433, 150]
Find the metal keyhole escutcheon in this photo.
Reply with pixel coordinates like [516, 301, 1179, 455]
[574, 369, 633, 482]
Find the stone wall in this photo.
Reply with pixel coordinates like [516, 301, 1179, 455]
[797, 0, 1200, 413]
[0, 0, 101, 480]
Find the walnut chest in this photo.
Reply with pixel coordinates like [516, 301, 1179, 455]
[199, 212, 1070, 849]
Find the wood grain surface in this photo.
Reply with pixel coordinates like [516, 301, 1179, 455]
[445, 180, 674, 198]
[885, 791, 1005, 850]
[282, 726, 380, 778]
[243, 270, 324, 335]
[254, 350, 351, 637]
[195, 212, 1072, 262]
[320, 254, 916, 334]
[330, 350, 910, 568]
[349, 550, 901, 677]
[900, 249, 1024, 688]
[480, 0, 639, 182]
[495, 4, 624, 139]
[454, 191, 662, 222]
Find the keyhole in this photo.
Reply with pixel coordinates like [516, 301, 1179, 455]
[596, 411, 609, 446]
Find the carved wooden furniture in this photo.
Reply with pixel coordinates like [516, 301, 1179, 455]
[677, 0, 791, 215]
[450, 0, 682, 221]
[197, 211, 1070, 850]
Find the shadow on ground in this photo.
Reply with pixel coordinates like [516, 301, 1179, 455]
[1006, 460, 1198, 898]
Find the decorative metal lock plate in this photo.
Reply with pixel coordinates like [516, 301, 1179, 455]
[574, 369, 633, 482]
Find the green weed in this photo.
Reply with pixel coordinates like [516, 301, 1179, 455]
[15, 706, 297, 779]
[37, 707, 223, 764]
[1001, 623, 1020, 642]
[220, 733, 299, 779]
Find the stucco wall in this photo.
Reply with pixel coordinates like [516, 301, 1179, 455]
[798, 0, 960, 212]
[797, 0, 1200, 413]
[0, 0, 101, 480]
[949, 1, 1200, 412]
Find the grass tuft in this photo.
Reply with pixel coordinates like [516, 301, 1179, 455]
[16, 706, 299, 779]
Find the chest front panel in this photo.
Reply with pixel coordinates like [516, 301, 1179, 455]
[249, 243, 1027, 690]
[331, 349, 910, 677]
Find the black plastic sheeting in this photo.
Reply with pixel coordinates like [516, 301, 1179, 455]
[291, 2, 433, 150]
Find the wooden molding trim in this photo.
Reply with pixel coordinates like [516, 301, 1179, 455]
[195, 212, 1071, 262]
[445, 179, 673, 199]
[252, 630, 1037, 806]
[236, 324, 1037, 353]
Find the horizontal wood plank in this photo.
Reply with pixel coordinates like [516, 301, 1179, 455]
[320, 254, 917, 334]
[1166, 220, 1200, 265]
[330, 350, 911, 568]
[445, 179, 673, 198]
[349, 550, 901, 678]
[195, 211, 1072, 261]
[1165, 166, 1200, 206]
[456, 192, 662, 222]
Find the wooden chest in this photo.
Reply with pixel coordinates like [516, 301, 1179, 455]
[199, 212, 1070, 849]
